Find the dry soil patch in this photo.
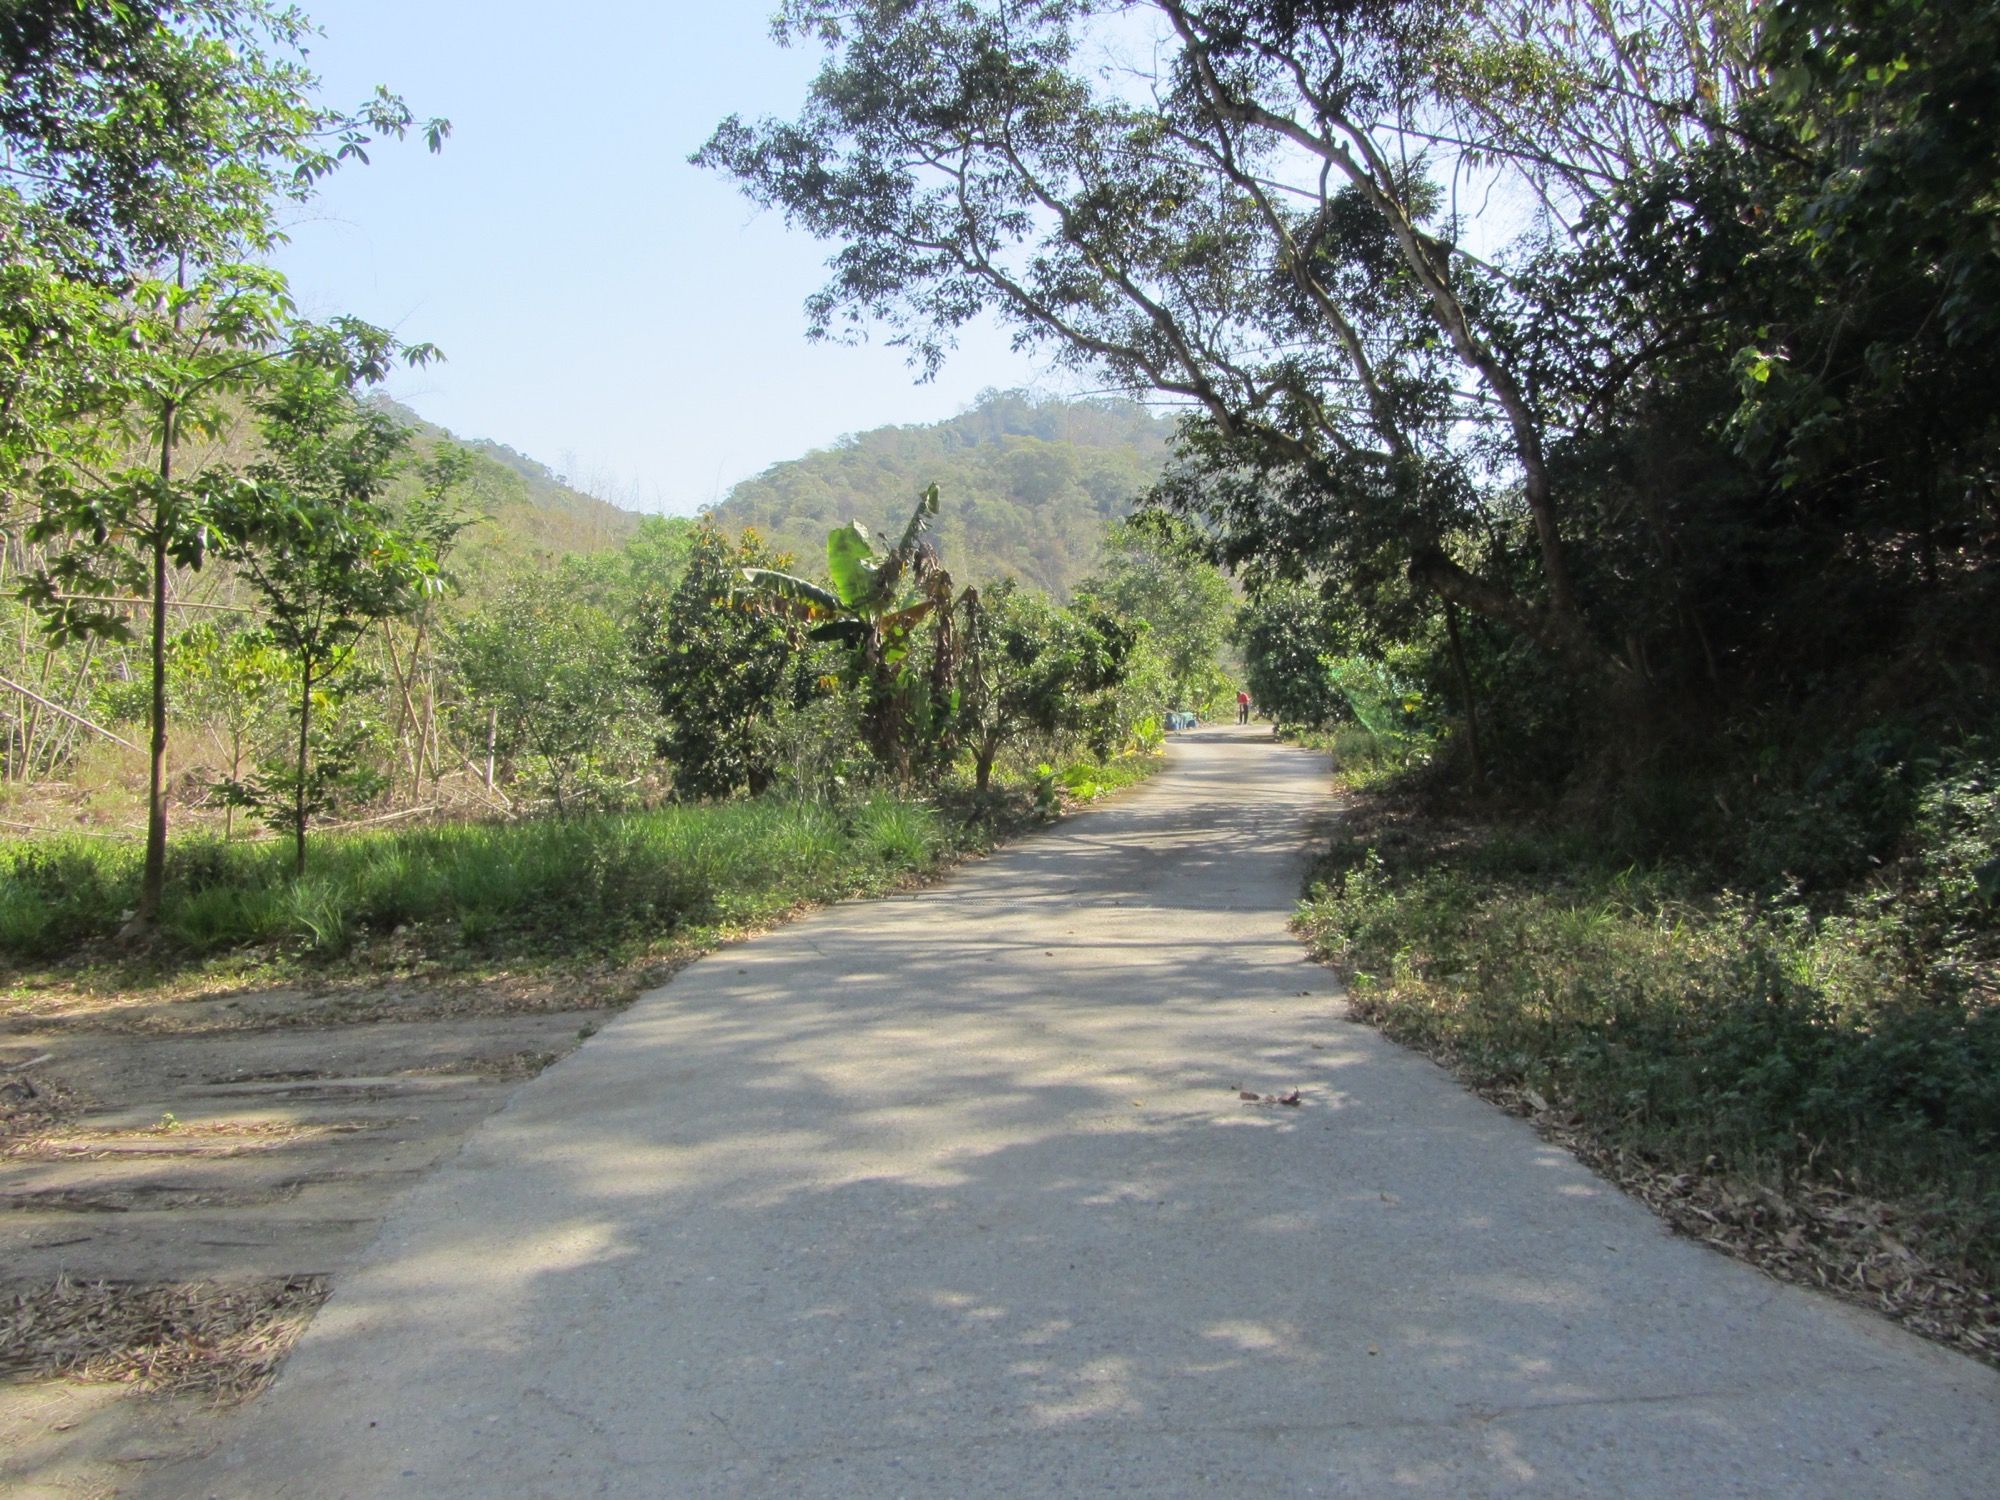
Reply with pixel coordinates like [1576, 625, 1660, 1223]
[0, 989, 610, 1497]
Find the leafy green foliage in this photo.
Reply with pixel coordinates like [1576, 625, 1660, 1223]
[1075, 519, 1235, 715]
[450, 575, 647, 813]
[161, 622, 291, 836]
[217, 360, 442, 871]
[0, 0, 444, 927]
[1235, 584, 1347, 731]
[0, 793, 977, 963]
[640, 522, 812, 799]
[958, 579, 1137, 790]
[215, 690, 390, 847]
[742, 484, 968, 780]
[1325, 658, 1430, 743]
[0, 0, 445, 267]
[1297, 797, 2000, 1280]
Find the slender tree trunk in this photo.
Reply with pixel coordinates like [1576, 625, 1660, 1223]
[294, 661, 312, 878]
[1443, 599, 1484, 790]
[381, 621, 419, 799]
[17, 644, 53, 780]
[128, 250, 185, 936]
[484, 705, 496, 792]
[421, 678, 438, 796]
[6, 544, 25, 781]
[225, 730, 239, 842]
[128, 410, 175, 937]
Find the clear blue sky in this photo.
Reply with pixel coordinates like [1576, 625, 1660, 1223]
[271, 2, 1062, 514]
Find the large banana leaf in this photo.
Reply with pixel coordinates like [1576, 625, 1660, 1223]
[895, 484, 940, 559]
[871, 484, 941, 602]
[826, 523, 879, 609]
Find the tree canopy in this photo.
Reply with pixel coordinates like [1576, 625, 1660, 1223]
[703, 0, 2000, 813]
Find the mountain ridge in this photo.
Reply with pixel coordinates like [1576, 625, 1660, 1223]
[380, 390, 1179, 597]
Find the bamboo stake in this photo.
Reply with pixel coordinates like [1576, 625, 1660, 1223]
[0, 672, 141, 751]
[380, 621, 427, 794]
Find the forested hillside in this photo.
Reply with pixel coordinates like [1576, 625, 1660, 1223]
[371, 388, 1173, 600]
[706, 390, 1174, 597]
[373, 399, 644, 576]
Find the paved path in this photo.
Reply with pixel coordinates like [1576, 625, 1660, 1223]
[153, 727, 2000, 1497]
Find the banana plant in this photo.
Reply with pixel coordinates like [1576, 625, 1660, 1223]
[741, 484, 962, 778]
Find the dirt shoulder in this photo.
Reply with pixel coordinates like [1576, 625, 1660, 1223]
[1, 976, 615, 1498]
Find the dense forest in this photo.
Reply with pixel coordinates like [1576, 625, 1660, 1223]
[0, 0, 1996, 1360]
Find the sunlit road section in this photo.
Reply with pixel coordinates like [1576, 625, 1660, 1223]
[152, 726, 2000, 1498]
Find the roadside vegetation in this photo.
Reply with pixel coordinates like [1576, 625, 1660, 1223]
[4, 795, 993, 967]
[1, 474, 1208, 992]
[1295, 786, 2000, 1363]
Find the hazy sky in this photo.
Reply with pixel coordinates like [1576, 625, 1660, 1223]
[271, 2, 1066, 513]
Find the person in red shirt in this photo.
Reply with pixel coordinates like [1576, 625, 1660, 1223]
[1236, 689, 1251, 725]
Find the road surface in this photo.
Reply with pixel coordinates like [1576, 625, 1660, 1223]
[151, 725, 2000, 1497]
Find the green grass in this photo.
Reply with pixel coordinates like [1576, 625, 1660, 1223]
[1278, 723, 1433, 789]
[0, 744, 1170, 995]
[1053, 749, 1166, 802]
[1296, 823, 2000, 1283]
[0, 794, 992, 973]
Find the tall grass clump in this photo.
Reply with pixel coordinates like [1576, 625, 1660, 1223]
[0, 793, 959, 965]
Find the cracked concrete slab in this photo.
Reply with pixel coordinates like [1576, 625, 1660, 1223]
[143, 726, 2000, 1497]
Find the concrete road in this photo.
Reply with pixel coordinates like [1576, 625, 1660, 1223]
[150, 727, 2000, 1498]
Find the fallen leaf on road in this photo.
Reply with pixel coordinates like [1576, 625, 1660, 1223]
[1277, 1090, 1302, 1107]
[1239, 1091, 1261, 1101]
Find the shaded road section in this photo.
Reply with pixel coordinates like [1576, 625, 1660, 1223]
[152, 726, 2000, 1497]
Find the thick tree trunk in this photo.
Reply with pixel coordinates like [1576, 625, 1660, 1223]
[975, 736, 998, 793]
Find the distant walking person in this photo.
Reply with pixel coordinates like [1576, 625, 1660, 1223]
[1236, 690, 1251, 725]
